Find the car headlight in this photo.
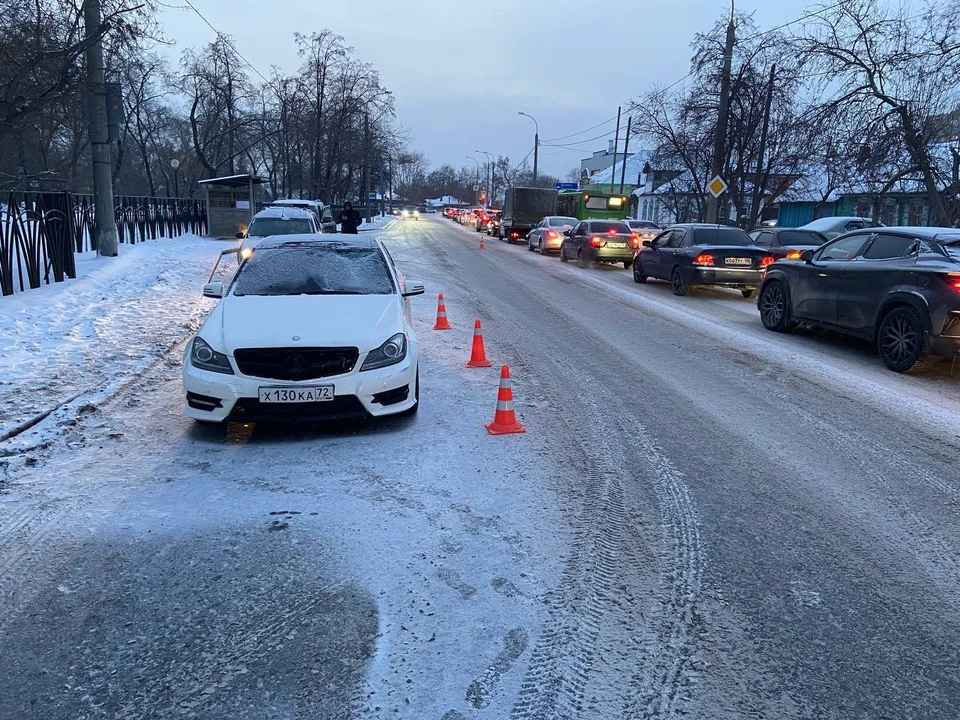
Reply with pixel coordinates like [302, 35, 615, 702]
[360, 333, 407, 371]
[190, 337, 234, 374]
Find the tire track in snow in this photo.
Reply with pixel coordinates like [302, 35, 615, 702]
[508, 396, 704, 719]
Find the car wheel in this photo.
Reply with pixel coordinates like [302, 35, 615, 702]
[400, 368, 420, 416]
[671, 267, 690, 296]
[527, 239, 535, 251]
[741, 288, 756, 299]
[577, 249, 589, 268]
[560, 243, 568, 262]
[537, 240, 543, 254]
[622, 260, 633, 270]
[633, 260, 647, 283]
[758, 280, 795, 332]
[877, 306, 931, 373]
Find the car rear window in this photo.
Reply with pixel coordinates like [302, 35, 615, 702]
[588, 221, 630, 234]
[778, 230, 824, 246]
[234, 246, 395, 296]
[550, 217, 577, 226]
[692, 228, 753, 246]
[247, 218, 314, 236]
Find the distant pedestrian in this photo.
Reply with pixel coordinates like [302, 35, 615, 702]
[339, 202, 362, 234]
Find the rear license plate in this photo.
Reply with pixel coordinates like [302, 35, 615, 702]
[608, 242, 627, 249]
[259, 386, 334, 403]
[725, 257, 752, 266]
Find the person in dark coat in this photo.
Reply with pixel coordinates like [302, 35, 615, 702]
[338, 202, 362, 234]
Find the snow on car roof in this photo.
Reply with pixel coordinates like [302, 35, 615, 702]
[255, 233, 380, 250]
[253, 207, 315, 220]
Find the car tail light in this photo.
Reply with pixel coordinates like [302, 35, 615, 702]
[760, 256, 776, 268]
[510, 231, 520, 238]
[607, 229, 618, 236]
[692, 253, 714, 266]
[786, 250, 802, 260]
[589, 236, 605, 248]
[631, 231, 642, 247]
[547, 230, 558, 239]
[941, 273, 960, 290]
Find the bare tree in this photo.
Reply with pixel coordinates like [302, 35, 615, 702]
[799, 0, 960, 225]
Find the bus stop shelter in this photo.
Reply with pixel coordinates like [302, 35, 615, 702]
[198, 174, 266, 238]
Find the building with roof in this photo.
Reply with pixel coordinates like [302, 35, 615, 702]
[580, 141, 620, 175]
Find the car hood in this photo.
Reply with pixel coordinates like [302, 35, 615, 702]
[207, 294, 403, 353]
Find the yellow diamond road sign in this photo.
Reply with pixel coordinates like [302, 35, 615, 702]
[708, 175, 727, 198]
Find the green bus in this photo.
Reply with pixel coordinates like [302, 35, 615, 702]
[557, 189, 630, 220]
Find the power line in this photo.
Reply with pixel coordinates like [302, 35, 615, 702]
[541, 128, 617, 150]
[180, 0, 271, 83]
[542, 115, 618, 143]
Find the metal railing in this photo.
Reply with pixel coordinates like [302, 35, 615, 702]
[0, 192, 207, 297]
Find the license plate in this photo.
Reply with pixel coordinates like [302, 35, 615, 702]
[608, 242, 627, 249]
[258, 386, 334, 403]
[725, 257, 752, 266]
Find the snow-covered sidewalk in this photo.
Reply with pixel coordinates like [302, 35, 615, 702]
[0, 235, 232, 441]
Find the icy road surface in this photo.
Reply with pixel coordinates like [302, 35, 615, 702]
[1, 217, 959, 719]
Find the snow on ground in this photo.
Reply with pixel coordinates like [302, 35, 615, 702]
[0, 234, 233, 444]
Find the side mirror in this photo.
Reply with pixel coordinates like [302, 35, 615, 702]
[203, 281, 224, 299]
[800, 250, 815, 263]
[563, 229, 571, 236]
[642, 240, 653, 247]
[402, 280, 425, 297]
[235, 232, 245, 239]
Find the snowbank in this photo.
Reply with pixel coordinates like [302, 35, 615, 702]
[0, 234, 233, 440]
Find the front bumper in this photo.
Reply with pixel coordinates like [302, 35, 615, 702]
[182, 345, 418, 423]
[688, 267, 764, 287]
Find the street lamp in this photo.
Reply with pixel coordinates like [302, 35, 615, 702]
[170, 158, 181, 198]
[518, 112, 539, 185]
[476, 150, 494, 207]
[467, 156, 480, 206]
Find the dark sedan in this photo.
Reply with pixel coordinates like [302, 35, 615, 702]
[633, 224, 775, 297]
[560, 220, 639, 269]
[749, 227, 828, 259]
[757, 227, 960, 372]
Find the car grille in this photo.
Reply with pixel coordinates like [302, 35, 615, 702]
[233, 347, 359, 381]
[227, 395, 368, 422]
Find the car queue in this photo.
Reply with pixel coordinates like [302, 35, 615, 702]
[443, 207, 960, 374]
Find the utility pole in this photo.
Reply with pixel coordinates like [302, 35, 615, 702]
[610, 106, 621, 193]
[706, 3, 736, 224]
[363, 110, 371, 223]
[82, 0, 118, 256]
[619, 116, 632, 196]
[467, 156, 480, 206]
[751, 64, 776, 230]
[518, 112, 539, 186]
[477, 150, 494, 206]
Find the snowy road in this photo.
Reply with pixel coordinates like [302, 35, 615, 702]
[1, 217, 959, 719]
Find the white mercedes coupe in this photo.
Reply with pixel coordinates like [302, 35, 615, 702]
[183, 235, 423, 423]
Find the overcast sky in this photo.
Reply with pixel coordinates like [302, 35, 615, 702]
[157, 0, 803, 178]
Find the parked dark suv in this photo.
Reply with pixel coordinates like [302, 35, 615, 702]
[757, 227, 960, 372]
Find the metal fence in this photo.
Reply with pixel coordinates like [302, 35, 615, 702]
[0, 192, 207, 297]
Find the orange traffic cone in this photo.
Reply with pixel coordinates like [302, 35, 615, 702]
[479, 237, 485, 250]
[466, 319, 492, 368]
[433, 293, 452, 330]
[486, 365, 526, 435]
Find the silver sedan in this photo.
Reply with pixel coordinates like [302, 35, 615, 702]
[527, 216, 579, 255]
